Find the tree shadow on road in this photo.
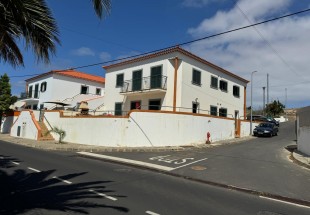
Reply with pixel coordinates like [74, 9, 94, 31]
[0, 155, 129, 214]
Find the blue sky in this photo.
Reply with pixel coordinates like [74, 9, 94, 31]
[1, 0, 310, 109]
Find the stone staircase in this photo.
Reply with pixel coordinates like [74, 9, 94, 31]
[37, 121, 55, 141]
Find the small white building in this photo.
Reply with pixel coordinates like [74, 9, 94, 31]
[103, 47, 249, 119]
[16, 70, 105, 110]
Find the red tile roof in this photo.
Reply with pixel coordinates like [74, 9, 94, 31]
[26, 70, 105, 84]
[103, 46, 249, 83]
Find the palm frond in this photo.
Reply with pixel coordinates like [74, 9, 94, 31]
[91, 0, 111, 19]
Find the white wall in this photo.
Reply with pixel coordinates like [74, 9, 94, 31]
[1, 116, 14, 133]
[180, 56, 246, 118]
[297, 107, 310, 155]
[240, 120, 259, 137]
[27, 73, 105, 109]
[297, 126, 310, 155]
[44, 111, 237, 147]
[104, 50, 247, 117]
[10, 111, 39, 140]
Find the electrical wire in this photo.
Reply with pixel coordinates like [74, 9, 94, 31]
[8, 7, 310, 79]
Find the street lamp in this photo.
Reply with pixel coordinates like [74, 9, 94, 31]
[250, 71, 257, 135]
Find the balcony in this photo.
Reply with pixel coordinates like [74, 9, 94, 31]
[20, 90, 40, 99]
[120, 76, 167, 95]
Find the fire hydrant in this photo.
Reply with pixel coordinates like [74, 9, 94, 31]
[206, 132, 211, 144]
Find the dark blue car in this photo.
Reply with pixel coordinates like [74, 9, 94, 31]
[253, 122, 279, 137]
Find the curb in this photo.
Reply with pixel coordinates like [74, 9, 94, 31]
[78, 152, 310, 208]
[290, 151, 310, 170]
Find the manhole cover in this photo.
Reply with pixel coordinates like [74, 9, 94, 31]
[191, 166, 207, 171]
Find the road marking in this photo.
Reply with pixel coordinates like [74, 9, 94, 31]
[28, 167, 41, 172]
[78, 152, 174, 171]
[11, 161, 20, 165]
[172, 158, 208, 170]
[259, 196, 310, 209]
[146, 211, 160, 215]
[52, 176, 73, 184]
[0, 156, 4, 159]
[89, 189, 117, 201]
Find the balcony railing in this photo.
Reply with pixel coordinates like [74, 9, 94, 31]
[20, 90, 40, 99]
[120, 75, 167, 94]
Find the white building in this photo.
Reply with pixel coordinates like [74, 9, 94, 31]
[17, 70, 105, 110]
[103, 47, 248, 119]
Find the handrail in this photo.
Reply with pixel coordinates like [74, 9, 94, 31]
[43, 115, 53, 131]
[121, 75, 167, 93]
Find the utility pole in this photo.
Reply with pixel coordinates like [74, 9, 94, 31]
[250, 71, 257, 135]
[267, 73, 269, 105]
[263, 87, 266, 116]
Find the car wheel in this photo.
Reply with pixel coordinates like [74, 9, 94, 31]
[275, 132, 278, 136]
[269, 133, 273, 137]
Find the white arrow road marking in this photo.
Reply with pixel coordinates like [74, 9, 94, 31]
[89, 189, 117, 201]
[52, 176, 73, 184]
[11, 161, 20, 165]
[146, 211, 160, 215]
[28, 167, 41, 172]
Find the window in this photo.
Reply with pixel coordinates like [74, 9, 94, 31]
[130, 101, 141, 110]
[81, 85, 88, 94]
[233, 85, 240, 97]
[219, 108, 227, 117]
[34, 84, 39, 98]
[192, 69, 201, 86]
[116, 74, 124, 87]
[210, 106, 217, 116]
[40, 82, 47, 92]
[220, 80, 228, 92]
[192, 102, 199, 113]
[211, 76, 218, 89]
[149, 99, 161, 110]
[150, 66, 162, 89]
[28, 85, 33, 98]
[115, 103, 123, 116]
[96, 88, 101, 95]
[132, 70, 142, 91]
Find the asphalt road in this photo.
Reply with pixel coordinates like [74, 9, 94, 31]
[1, 131, 310, 214]
[96, 121, 310, 201]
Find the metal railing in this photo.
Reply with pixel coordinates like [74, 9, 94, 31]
[121, 76, 167, 93]
[20, 90, 40, 99]
[61, 105, 235, 119]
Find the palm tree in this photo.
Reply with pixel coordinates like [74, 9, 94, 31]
[0, 0, 111, 67]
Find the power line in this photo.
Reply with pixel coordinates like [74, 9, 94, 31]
[69, 7, 310, 70]
[8, 7, 310, 79]
[235, 1, 301, 77]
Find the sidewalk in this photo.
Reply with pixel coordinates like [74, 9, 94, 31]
[0, 133, 255, 152]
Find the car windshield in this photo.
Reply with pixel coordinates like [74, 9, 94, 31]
[258, 123, 272, 128]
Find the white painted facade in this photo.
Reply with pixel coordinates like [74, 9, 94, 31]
[297, 106, 310, 155]
[104, 47, 248, 118]
[10, 111, 39, 140]
[10, 111, 255, 146]
[19, 71, 105, 110]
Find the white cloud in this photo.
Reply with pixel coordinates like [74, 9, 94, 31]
[182, 0, 225, 7]
[99, 52, 112, 62]
[117, 51, 141, 60]
[186, 0, 310, 108]
[72, 47, 95, 56]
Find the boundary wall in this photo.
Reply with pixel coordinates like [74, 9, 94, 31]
[297, 107, 310, 155]
[10, 110, 258, 147]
